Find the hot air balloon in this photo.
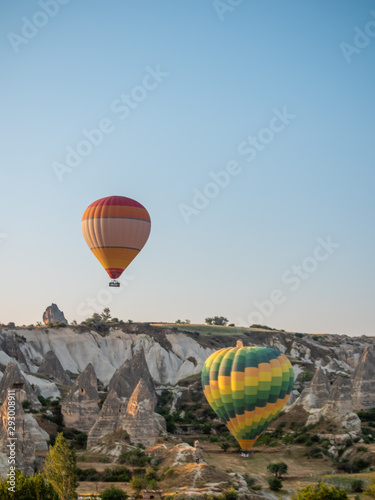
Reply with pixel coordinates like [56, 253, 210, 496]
[81, 196, 151, 287]
[201, 340, 294, 455]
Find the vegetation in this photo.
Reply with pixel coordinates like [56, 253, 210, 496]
[267, 461, 288, 478]
[268, 477, 283, 491]
[293, 482, 348, 499]
[118, 447, 151, 467]
[205, 316, 228, 326]
[0, 470, 58, 499]
[364, 479, 375, 498]
[44, 433, 78, 500]
[249, 324, 280, 331]
[351, 479, 364, 493]
[100, 485, 128, 500]
[129, 476, 148, 491]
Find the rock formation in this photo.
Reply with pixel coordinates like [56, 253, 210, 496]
[42, 303, 68, 325]
[61, 363, 100, 433]
[0, 398, 37, 477]
[88, 347, 165, 448]
[0, 363, 41, 410]
[291, 367, 331, 412]
[120, 379, 166, 447]
[194, 440, 204, 463]
[323, 376, 353, 416]
[37, 350, 72, 386]
[108, 347, 156, 404]
[351, 346, 375, 410]
[1, 323, 375, 445]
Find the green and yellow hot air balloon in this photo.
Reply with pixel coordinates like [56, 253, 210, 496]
[201, 341, 294, 453]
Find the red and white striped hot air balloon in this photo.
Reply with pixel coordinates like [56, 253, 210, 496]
[81, 196, 151, 286]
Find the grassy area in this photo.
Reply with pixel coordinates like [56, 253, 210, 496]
[323, 472, 375, 490]
[151, 323, 280, 336]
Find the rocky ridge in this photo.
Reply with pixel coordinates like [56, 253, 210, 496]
[0, 323, 375, 479]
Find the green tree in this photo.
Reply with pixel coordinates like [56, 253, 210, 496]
[145, 466, 158, 481]
[205, 317, 213, 325]
[101, 308, 111, 322]
[0, 470, 58, 499]
[212, 316, 228, 326]
[268, 477, 282, 491]
[44, 433, 78, 500]
[100, 485, 128, 500]
[364, 479, 375, 498]
[129, 476, 147, 491]
[293, 482, 348, 499]
[267, 462, 288, 478]
[220, 442, 230, 452]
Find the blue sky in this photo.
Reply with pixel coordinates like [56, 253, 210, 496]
[0, 0, 374, 335]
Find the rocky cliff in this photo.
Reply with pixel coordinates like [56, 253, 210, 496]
[0, 322, 375, 473]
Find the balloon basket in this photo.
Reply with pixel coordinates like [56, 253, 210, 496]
[109, 280, 120, 287]
[240, 451, 253, 458]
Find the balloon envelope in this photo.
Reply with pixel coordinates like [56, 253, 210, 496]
[81, 195, 151, 279]
[201, 343, 294, 451]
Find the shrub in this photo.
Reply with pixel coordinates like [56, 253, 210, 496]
[356, 445, 368, 452]
[102, 466, 132, 482]
[76, 467, 101, 481]
[293, 482, 348, 499]
[243, 473, 255, 488]
[301, 371, 313, 383]
[100, 485, 128, 499]
[352, 458, 370, 472]
[220, 488, 238, 500]
[220, 442, 230, 452]
[129, 476, 147, 491]
[118, 447, 151, 467]
[365, 479, 375, 498]
[351, 480, 364, 493]
[306, 445, 323, 459]
[294, 433, 310, 444]
[268, 477, 282, 491]
[202, 423, 212, 435]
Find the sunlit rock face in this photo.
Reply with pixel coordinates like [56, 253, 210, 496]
[42, 303, 68, 325]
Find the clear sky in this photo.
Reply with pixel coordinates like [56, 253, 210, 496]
[0, 0, 374, 335]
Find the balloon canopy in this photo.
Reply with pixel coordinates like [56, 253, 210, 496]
[81, 195, 151, 281]
[201, 341, 294, 451]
